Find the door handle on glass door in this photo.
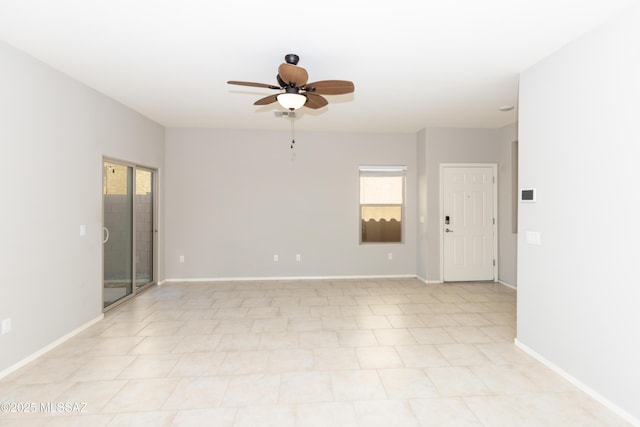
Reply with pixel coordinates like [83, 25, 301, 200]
[445, 228, 454, 233]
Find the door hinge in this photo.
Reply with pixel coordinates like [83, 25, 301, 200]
[492, 176, 495, 184]
[493, 218, 495, 225]
[493, 259, 496, 266]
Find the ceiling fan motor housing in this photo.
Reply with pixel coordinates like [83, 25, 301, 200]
[284, 54, 299, 65]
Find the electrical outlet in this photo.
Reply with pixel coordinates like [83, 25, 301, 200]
[273, 254, 279, 262]
[296, 254, 301, 262]
[2, 318, 11, 335]
[388, 253, 393, 260]
[179, 255, 185, 263]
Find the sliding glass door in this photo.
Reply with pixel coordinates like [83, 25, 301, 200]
[103, 160, 156, 309]
[135, 168, 154, 290]
[103, 161, 133, 308]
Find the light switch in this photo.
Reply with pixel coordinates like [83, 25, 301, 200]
[80, 225, 86, 236]
[526, 231, 541, 245]
[2, 318, 11, 334]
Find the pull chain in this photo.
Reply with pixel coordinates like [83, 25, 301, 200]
[290, 113, 296, 161]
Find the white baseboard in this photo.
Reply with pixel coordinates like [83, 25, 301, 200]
[514, 339, 639, 427]
[498, 280, 517, 290]
[164, 274, 417, 283]
[416, 275, 443, 285]
[417, 276, 511, 287]
[0, 314, 104, 380]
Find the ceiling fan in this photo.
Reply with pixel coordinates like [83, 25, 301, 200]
[227, 54, 355, 111]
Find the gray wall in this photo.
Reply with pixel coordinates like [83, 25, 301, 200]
[498, 123, 518, 287]
[417, 127, 516, 284]
[0, 41, 165, 372]
[518, 3, 640, 421]
[416, 129, 428, 281]
[165, 128, 417, 280]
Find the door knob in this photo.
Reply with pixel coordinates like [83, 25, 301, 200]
[445, 228, 453, 233]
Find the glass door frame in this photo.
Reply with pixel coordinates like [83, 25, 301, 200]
[102, 157, 158, 311]
[135, 165, 157, 294]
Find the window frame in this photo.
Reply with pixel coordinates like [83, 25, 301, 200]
[359, 165, 407, 245]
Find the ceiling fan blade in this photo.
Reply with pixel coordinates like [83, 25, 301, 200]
[304, 93, 328, 109]
[228, 80, 281, 90]
[253, 94, 279, 106]
[278, 63, 308, 87]
[303, 80, 355, 95]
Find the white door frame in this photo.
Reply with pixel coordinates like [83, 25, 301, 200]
[439, 163, 498, 283]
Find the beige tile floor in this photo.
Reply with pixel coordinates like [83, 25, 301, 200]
[0, 278, 631, 426]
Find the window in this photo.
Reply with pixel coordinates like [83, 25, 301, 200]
[359, 165, 406, 243]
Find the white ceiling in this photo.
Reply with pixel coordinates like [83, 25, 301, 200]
[0, 0, 636, 133]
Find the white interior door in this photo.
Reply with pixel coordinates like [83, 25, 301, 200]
[442, 165, 496, 282]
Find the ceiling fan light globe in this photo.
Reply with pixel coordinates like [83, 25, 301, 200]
[277, 93, 306, 110]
